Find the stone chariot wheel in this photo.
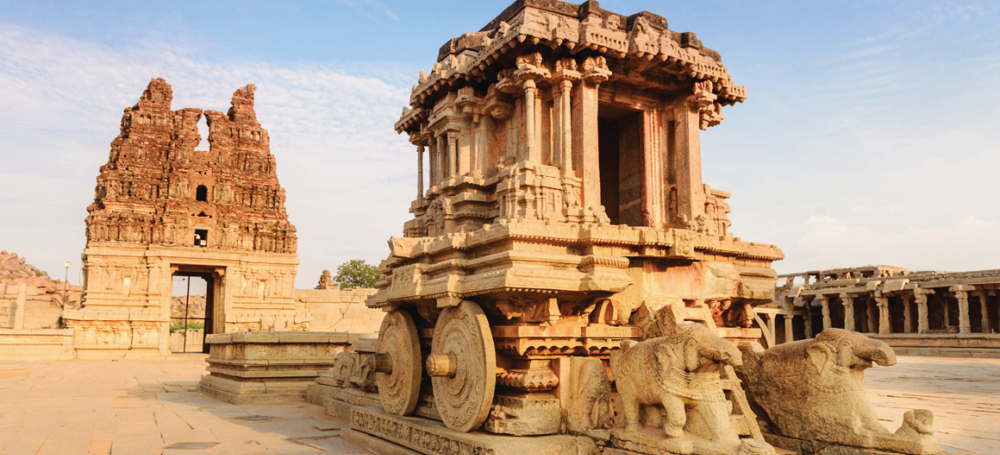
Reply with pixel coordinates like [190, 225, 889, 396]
[374, 309, 422, 416]
[426, 300, 496, 433]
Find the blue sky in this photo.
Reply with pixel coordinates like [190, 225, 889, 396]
[2, 0, 999, 289]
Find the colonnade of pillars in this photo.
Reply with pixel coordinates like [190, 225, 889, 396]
[405, 62, 708, 230]
[760, 284, 999, 345]
[410, 73, 597, 205]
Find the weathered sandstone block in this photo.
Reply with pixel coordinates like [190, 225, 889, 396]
[198, 331, 366, 404]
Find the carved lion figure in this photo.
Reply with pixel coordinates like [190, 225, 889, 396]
[737, 329, 939, 454]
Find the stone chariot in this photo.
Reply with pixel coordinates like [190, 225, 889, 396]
[362, 0, 784, 442]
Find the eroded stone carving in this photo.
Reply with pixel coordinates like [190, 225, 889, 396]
[738, 329, 940, 454]
[316, 269, 337, 290]
[612, 322, 750, 455]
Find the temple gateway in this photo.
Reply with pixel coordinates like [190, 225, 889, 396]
[63, 79, 301, 357]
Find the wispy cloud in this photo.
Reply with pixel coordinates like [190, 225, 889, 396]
[332, 0, 399, 21]
[0, 24, 415, 287]
[784, 215, 1000, 273]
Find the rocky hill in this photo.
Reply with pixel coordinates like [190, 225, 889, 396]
[0, 250, 57, 290]
[1, 250, 82, 307]
[171, 294, 207, 318]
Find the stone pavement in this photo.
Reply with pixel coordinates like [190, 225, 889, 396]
[0, 355, 996, 454]
[0, 355, 370, 455]
[865, 356, 1000, 454]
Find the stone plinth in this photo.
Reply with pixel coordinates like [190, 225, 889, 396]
[0, 329, 75, 361]
[345, 406, 596, 455]
[198, 331, 363, 404]
[872, 333, 1000, 358]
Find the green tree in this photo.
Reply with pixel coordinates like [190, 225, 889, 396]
[333, 259, 383, 289]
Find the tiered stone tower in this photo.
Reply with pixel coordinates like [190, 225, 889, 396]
[64, 79, 300, 358]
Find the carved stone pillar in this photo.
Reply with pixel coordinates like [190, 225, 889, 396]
[951, 285, 974, 334]
[447, 132, 458, 177]
[942, 294, 950, 328]
[560, 80, 573, 176]
[875, 292, 890, 335]
[762, 312, 776, 346]
[840, 293, 855, 331]
[866, 297, 877, 333]
[523, 79, 538, 163]
[642, 109, 666, 227]
[416, 145, 425, 201]
[673, 97, 706, 224]
[803, 298, 813, 339]
[12, 283, 26, 330]
[573, 77, 604, 211]
[818, 296, 831, 330]
[552, 82, 565, 170]
[435, 135, 445, 184]
[980, 291, 993, 334]
[901, 293, 913, 333]
[783, 296, 795, 343]
[914, 289, 933, 334]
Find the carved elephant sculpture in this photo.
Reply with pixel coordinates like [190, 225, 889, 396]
[613, 322, 742, 445]
[737, 329, 939, 454]
[331, 351, 376, 392]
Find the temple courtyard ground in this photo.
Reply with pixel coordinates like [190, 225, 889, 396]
[0, 355, 995, 455]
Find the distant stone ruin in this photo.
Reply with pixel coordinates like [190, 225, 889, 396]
[763, 265, 1000, 357]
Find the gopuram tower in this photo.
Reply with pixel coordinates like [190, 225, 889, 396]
[355, 0, 789, 453]
[64, 79, 300, 358]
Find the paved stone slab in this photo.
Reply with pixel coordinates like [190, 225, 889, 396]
[0, 356, 372, 454]
[864, 355, 1000, 454]
[0, 355, 995, 454]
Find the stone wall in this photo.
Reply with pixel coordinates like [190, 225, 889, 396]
[0, 283, 62, 330]
[168, 328, 204, 353]
[294, 287, 383, 334]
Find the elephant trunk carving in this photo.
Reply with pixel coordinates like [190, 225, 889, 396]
[857, 342, 897, 367]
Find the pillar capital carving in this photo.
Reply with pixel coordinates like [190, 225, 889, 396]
[580, 55, 611, 84]
[514, 52, 551, 83]
[551, 58, 581, 85]
[913, 286, 935, 299]
[408, 132, 432, 147]
[949, 284, 975, 293]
